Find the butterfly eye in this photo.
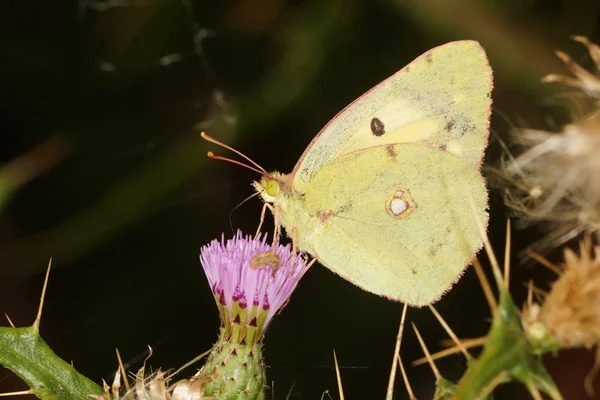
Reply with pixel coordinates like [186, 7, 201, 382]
[264, 180, 281, 197]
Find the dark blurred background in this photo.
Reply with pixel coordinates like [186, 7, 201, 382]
[1, 0, 600, 398]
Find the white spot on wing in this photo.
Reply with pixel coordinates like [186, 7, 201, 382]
[387, 188, 417, 218]
[390, 198, 408, 215]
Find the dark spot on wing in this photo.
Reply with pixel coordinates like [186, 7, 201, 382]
[339, 203, 353, 213]
[459, 116, 475, 137]
[440, 144, 447, 151]
[425, 53, 433, 64]
[411, 269, 417, 275]
[371, 117, 386, 136]
[386, 145, 397, 158]
[446, 114, 475, 138]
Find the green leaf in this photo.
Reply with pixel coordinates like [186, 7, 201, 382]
[0, 326, 104, 399]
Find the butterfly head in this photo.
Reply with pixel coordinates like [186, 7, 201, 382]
[253, 172, 288, 204]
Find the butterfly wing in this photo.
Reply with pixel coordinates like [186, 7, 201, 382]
[302, 143, 487, 306]
[291, 40, 492, 195]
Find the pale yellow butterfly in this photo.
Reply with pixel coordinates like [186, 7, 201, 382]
[204, 40, 492, 306]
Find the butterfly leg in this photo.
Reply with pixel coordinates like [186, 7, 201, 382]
[271, 205, 282, 246]
[254, 202, 270, 239]
[292, 226, 297, 255]
[255, 202, 279, 242]
[303, 257, 318, 276]
[289, 226, 298, 270]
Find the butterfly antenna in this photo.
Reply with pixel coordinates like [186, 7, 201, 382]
[229, 192, 261, 234]
[201, 132, 269, 176]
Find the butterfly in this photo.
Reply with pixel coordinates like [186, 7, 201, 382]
[204, 40, 492, 306]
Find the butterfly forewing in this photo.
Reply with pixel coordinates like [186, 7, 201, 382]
[291, 40, 492, 196]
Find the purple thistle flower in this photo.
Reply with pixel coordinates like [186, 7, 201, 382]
[200, 231, 306, 341]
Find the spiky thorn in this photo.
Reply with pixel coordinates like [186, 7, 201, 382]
[585, 347, 600, 396]
[521, 281, 548, 304]
[504, 219, 512, 289]
[526, 381, 543, 400]
[543, 49, 596, 86]
[31, 258, 52, 333]
[167, 348, 212, 381]
[527, 251, 562, 275]
[541, 36, 600, 94]
[429, 305, 471, 361]
[4, 314, 15, 328]
[286, 382, 299, 400]
[0, 389, 34, 397]
[479, 371, 509, 399]
[319, 389, 333, 400]
[471, 198, 505, 291]
[571, 36, 600, 69]
[412, 324, 441, 382]
[115, 348, 130, 392]
[397, 345, 415, 400]
[473, 259, 498, 311]
[385, 303, 413, 400]
[527, 279, 534, 309]
[333, 350, 345, 400]
[413, 337, 488, 366]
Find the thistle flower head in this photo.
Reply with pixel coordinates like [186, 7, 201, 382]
[93, 232, 303, 400]
[200, 231, 306, 342]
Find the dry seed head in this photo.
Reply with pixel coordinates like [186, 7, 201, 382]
[539, 239, 600, 349]
[542, 36, 600, 98]
[498, 37, 600, 253]
[523, 238, 600, 351]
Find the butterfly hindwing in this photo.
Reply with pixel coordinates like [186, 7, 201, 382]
[302, 143, 487, 305]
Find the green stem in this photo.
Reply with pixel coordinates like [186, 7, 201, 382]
[454, 291, 562, 400]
